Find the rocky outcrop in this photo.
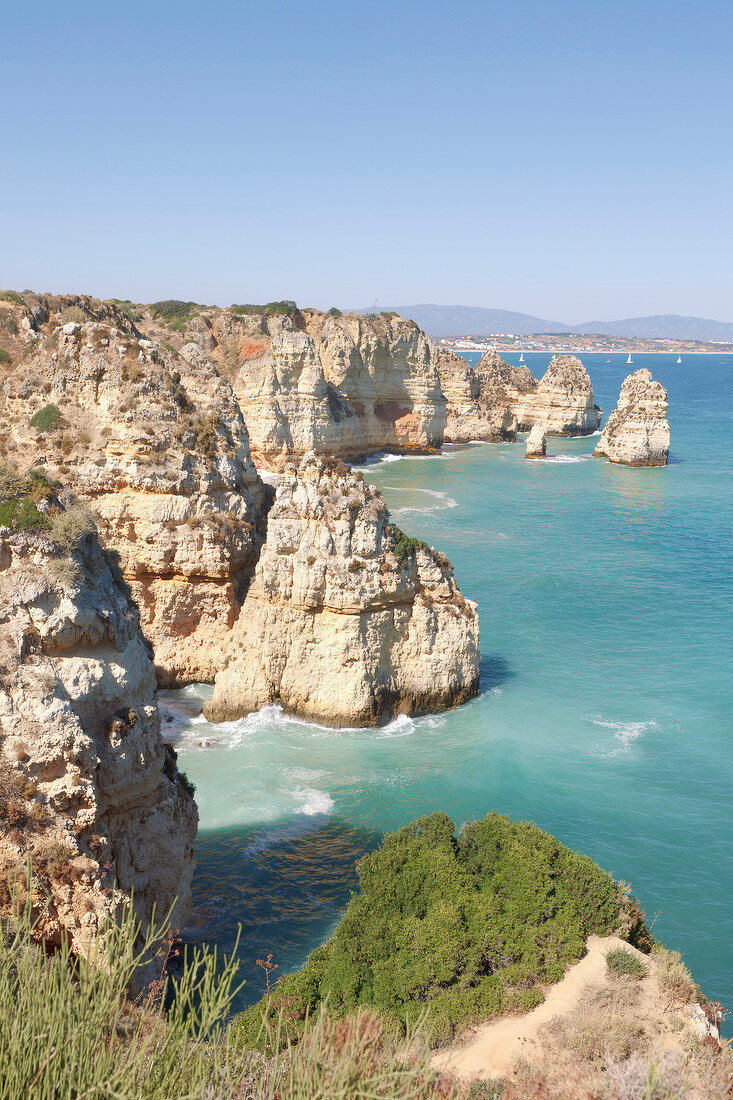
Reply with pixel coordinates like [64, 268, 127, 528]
[205, 454, 480, 727]
[0, 302, 270, 685]
[525, 425, 547, 459]
[434, 348, 517, 442]
[593, 369, 670, 466]
[223, 311, 447, 469]
[0, 480, 197, 966]
[515, 355, 602, 435]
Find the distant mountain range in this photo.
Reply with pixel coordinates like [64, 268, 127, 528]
[354, 304, 733, 341]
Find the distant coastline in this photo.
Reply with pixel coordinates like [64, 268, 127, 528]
[436, 335, 733, 356]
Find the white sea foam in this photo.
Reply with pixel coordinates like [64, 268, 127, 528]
[587, 715, 660, 757]
[544, 455, 590, 464]
[383, 486, 459, 513]
[291, 787, 335, 815]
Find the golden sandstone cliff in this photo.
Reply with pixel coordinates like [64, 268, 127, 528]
[514, 354, 602, 436]
[593, 368, 670, 466]
[0, 479, 197, 964]
[0, 293, 480, 729]
[0, 294, 270, 686]
[205, 454, 480, 727]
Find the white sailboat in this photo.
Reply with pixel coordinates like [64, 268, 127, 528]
[677, 355, 682, 364]
[519, 352, 525, 362]
[626, 353, 633, 364]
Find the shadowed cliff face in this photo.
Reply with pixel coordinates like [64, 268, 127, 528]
[205, 453, 480, 728]
[0, 488, 197, 970]
[593, 369, 670, 466]
[0, 299, 271, 685]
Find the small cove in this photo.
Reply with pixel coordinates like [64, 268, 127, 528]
[168, 352, 733, 1025]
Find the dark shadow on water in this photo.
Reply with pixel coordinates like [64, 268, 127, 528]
[178, 816, 380, 1012]
[479, 653, 514, 692]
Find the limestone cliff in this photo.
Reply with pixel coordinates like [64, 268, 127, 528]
[205, 454, 480, 728]
[515, 355, 602, 435]
[0, 297, 270, 685]
[138, 305, 447, 469]
[0, 477, 197, 963]
[525, 424, 547, 459]
[434, 347, 517, 443]
[593, 368, 670, 466]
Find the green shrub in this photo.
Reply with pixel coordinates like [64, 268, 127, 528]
[327, 306, 343, 317]
[0, 290, 25, 306]
[606, 948, 646, 980]
[230, 300, 299, 319]
[0, 497, 50, 533]
[149, 300, 203, 332]
[232, 812, 633, 1047]
[49, 502, 96, 551]
[0, 349, 12, 367]
[178, 770, 196, 797]
[30, 404, 67, 433]
[391, 523, 429, 566]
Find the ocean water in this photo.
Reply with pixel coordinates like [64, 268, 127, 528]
[166, 352, 733, 1026]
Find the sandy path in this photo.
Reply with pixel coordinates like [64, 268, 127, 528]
[433, 934, 631, 1081]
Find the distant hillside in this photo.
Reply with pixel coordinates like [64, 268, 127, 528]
[573, 314, 733, 341]
[355, 304, 733, 341]
[354, 304, 568, 336]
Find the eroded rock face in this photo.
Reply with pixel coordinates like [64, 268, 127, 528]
[218, 311, 446, 469]
[593, 369, 670, 466]
[515, 355, 602, 436]
[205, 454, 480, 727]
[434, 348, 517, 443]
[1, 310, 270, 684]
[525, 424, 547, 459]
[0, 505, 197, 966]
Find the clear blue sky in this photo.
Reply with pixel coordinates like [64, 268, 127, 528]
[3, 0, 732, 322]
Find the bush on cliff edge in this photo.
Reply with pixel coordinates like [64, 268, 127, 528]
[232, 811, 647, 1046]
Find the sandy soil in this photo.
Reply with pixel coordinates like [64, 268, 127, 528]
[432, 934, 645, 1081]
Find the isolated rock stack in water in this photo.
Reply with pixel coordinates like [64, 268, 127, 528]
[525, 424, 547, 459]
[205, 454, 481, 727]
[0, 296, 270, 685]
[0, 490, 197, 967]
[593, 368, 670, 466]
[515, 355, 602, 435]
[435, 347, 519, 442]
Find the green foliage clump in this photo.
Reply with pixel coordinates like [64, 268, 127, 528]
[327, 306, 343, 318]
[30, 403, 67, 433]
[0, 290, 25, 306]
[606, 947, 646, 980]
[230, 300, 299, 319]
[49, 502, 96, 551]
[0, 349, 12, 367]
[0, 463, 51, 533]
[178, 770, 196, 797]
[391, 523, 429, 566]
[149, 300, 203, 332]
[233, 812, 631, 1046]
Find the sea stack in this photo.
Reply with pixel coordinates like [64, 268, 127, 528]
[435, 346, 517, 443]
[516, 355, 601, 435]
[205, 454, 480, 728]
[0, 478, 197, 965]
[593, 368, 670, 466]
[525, 424, 547, 459]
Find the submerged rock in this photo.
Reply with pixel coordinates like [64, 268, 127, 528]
[525, 424, 547, 459]
[593, 368, 670, 466]
[0, 487, 197, 966]
[516, 355, 601, 436]
[205, 454, 480, 727]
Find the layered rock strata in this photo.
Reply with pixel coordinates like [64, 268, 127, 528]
[0, 300, 270, 684]
[0, 488, 197, 965]
[515, 355, 602, 435]
[525, 425, 547, 459]
[593, 368, 670, 466]
[434, 348, 517, 442]
[205, 454, 480, 728]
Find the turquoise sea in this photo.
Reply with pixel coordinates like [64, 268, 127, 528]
[165, 352, 733, 1027]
